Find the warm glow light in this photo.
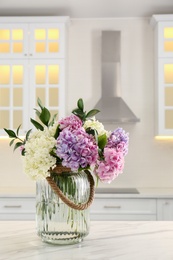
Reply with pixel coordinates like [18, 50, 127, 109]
[13, 65, 23, 85]
[155, 136, 173, 140]
[164, 64, 173, 84]
[0, 65, 10, 84]
[164, 28, 173, 38]
[35, 65, 46, 84]
[0, 30, 10, 40]
[48, 29, 59, 40]
[164, 41, 173, 52]
[35, 29, 46, 40]
[12, 29, 23, 40]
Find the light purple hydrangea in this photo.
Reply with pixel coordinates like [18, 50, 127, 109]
[106, 127, 129, 156]
[59, 114, 82, 131]
[94, 148, 124, 183]
[56, 128, 98, 171]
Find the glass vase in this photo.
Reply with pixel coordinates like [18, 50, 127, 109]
[36, 171, 91, 245]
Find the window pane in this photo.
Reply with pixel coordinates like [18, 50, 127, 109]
[35, 65, 46, 85]
[13, 88, 22, 106]
[35, 29, 46, 40]
[12, 29, 23, 40]
[164, 64, 173, 84]
[165, 87, 173, 106]
[35, 42, 46, 53]
[0, 110, 9, 128]
[13, 42, 23, 53]
[0, 30, 10, 40]
[49, 42, 59, 53]
[48, 65, 59, 84]
[164, 28, 173, 38]
[0, 66, 10, 85]
[0, 88, 9, 106]
[49, 109, 58, 121]
[49, 88, 58, 106]
[36, 88, 45, 105]
[164, 41, 173, 52]
[48, 29, 59, 40]
[0, 43, 10, 53]
[13, 65, 23, 85]
[165, 110, 173, 129]
[13, 110, 22, 129]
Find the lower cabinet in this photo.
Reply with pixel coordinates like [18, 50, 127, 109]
[0, 196, 173, 221]
[90, 198, 157, 221]
[0, 197, 35, 220]
[157, 199, 173, 220]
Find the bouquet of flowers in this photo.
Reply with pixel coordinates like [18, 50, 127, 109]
[4, 98, 129, 184]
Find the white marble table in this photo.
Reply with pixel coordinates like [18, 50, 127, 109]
[1, 221, 173, 260]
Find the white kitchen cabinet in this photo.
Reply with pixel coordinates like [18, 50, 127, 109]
[151, 15, 173, 136]
[90, 198, 157, 221]
[0, 16, 69, 135]
[1, 195, 173, 221]
[157, 199, 173, 220]
[0, 196, 35, 220]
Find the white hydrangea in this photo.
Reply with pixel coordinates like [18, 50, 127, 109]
[23, 129, 57, 180]
[84, 117, 109, 137]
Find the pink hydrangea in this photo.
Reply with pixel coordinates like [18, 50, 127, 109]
[94, 148, 124, 183]
[59, 114, 82, 131]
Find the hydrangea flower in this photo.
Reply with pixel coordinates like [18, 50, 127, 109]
[23, 129, 56, 180]
[84, 117, 108, 137]
[106, 127, 129, 156]
[59, 114, 82, 131]
[94, 148, 124, 183]
[56, 128, 98, 171]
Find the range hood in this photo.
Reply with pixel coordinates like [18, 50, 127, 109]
[95, 31, 140, 123]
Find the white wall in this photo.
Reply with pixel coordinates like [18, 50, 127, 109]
[1, 17, 173, 193]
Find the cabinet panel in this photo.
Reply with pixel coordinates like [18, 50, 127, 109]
[157, 199, 173, 220]
[0, 197, 35, 220]
[151, 15, 173, 136]
[158, 22, 173, 58]
[0, 24, 28, 59]
[90, 198, 157, 221]
[29, 23, 65, 59]
[0, 60, 29, 134]
[0, 17, 68, 135]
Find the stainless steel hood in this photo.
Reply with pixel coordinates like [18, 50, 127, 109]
[95, 31, 140, 123]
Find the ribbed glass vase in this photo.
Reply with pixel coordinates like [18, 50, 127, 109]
[36, 171, 90, 245]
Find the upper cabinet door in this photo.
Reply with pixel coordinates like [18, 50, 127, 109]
[0, 24, 28, 59]
[29, 23, 65, 59]
[158, 22, 173, 58]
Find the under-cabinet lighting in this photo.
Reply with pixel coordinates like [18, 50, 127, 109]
[155, 136, 173, 140]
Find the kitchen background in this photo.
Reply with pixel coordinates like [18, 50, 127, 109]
[1, 0, 173, 193]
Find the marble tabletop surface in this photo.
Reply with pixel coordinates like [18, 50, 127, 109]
[1, 221, 173, 260]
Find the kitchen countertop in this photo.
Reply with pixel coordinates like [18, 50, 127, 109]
[1, 221, 173, 259]
[1, 187, 173, 198]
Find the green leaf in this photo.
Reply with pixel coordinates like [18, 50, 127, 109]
[86, 109, 100, 118]
[54, 125, 61, 139]
[34, 108, 41, 118]
[30, 118, 44, 131]
[77, 98, 84, 111]
[9, 139, 15, 146]
[25, 129, 32, 141]
[39, 107, 51, 126]
[3, 128, 17, 138]
[37, 97, 44, 110]
[21, 149, 25, 156]
[13, 142, 23, 151]
[49, 113, 58, 126]
[98, 133, 107, 149]
[86, 127, 98, 142]
[16, 124, 21, 136]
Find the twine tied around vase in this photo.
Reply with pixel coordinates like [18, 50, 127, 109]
[46, 165, 95, 211]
